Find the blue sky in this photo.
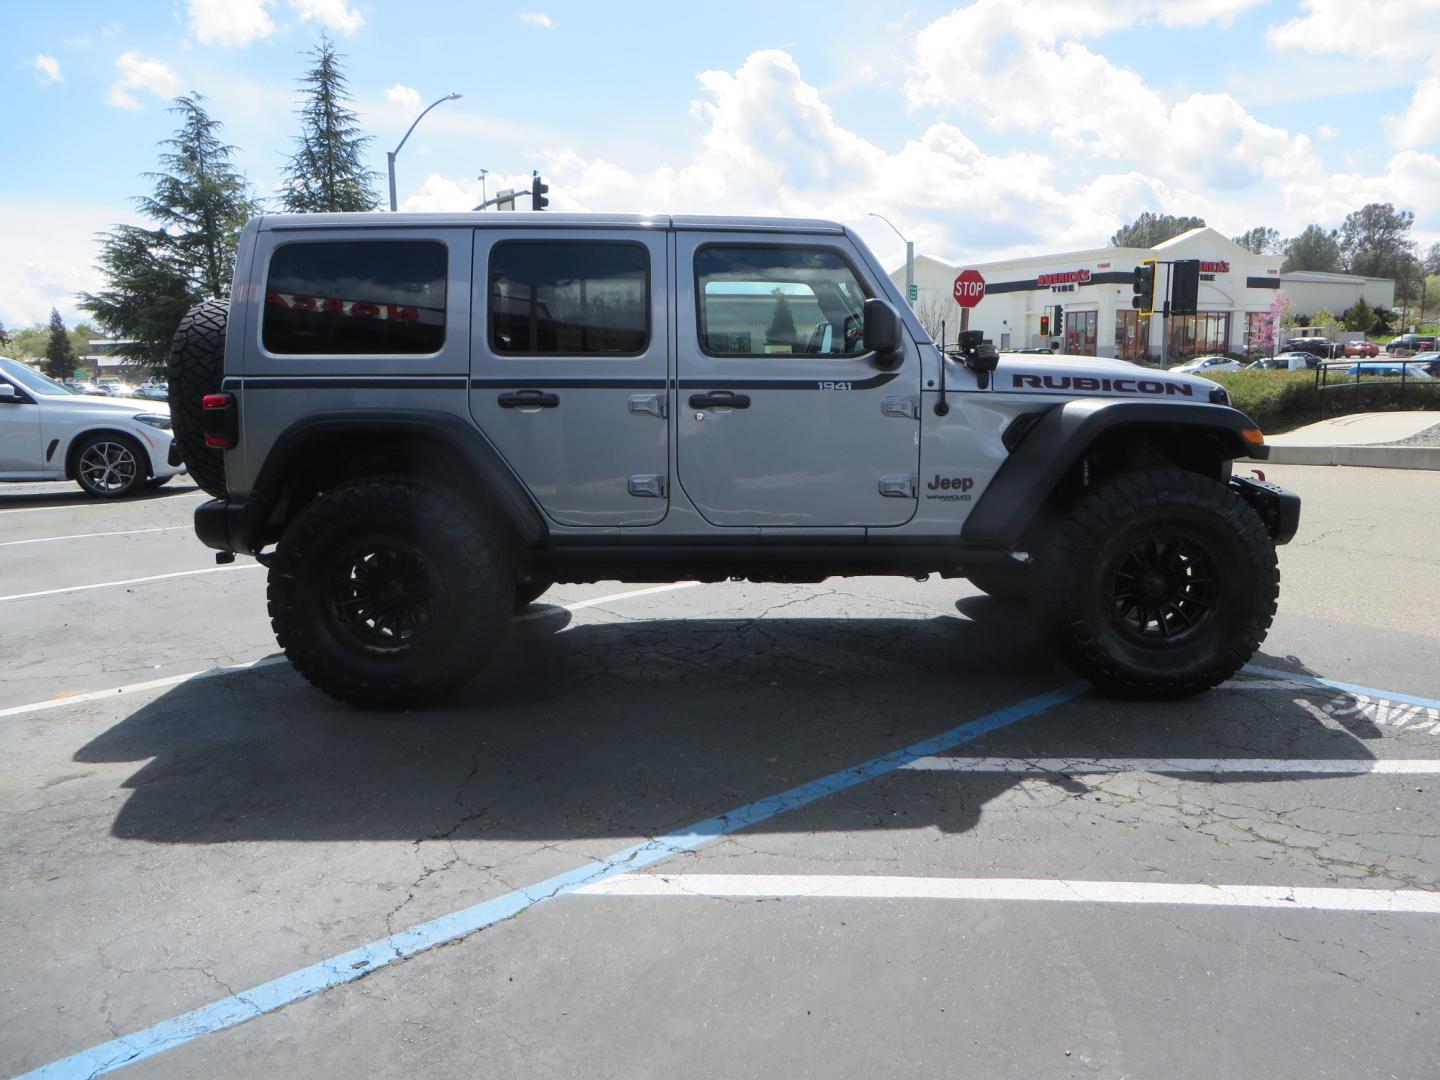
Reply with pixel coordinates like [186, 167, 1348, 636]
[4, 0, 1438, 329]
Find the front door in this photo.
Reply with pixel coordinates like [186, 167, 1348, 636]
[674, 235, 920, 527]
[0, 381, 41, 471]
[469, 229, 670, 527]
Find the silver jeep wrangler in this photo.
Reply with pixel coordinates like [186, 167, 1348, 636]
[170, 212, 1299, 708]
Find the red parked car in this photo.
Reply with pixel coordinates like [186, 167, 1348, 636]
[1343, 340, 1380, 357]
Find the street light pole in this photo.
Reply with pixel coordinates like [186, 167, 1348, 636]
[869, 212, 914, 307]
[386, 91, 462, 212]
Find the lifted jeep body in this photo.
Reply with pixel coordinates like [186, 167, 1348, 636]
[174, 212, 1299, 707]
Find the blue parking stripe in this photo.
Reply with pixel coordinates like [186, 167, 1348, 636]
[18, 682, 1086, 1080]
[1244, 665, 1440, 711]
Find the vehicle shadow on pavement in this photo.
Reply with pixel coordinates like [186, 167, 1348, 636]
[72, 607, 1379, 846]
[0, 481, 200, 511]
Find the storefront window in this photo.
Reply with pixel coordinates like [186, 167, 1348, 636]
[1064, 310, 1098, 356]
[1114, 310, 1151, 362]
[1168, 312, 1232, 359]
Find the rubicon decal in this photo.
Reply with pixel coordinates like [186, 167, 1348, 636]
[1010, 373, 1194, 397]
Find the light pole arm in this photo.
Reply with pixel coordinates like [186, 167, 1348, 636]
[387, 92, 460, 212]
[869, 212, 914, 307]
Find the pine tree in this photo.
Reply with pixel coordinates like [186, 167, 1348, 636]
[81, 94, 257, 369]
[280, 35, 379, 212]
[44, 308, 76, 379]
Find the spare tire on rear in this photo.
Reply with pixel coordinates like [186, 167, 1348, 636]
[167, 298, 230, 499]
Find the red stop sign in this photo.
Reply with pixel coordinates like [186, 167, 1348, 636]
[953, 269, 986, 307]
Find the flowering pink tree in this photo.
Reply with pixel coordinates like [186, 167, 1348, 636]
[1248, 293, 1293, 357]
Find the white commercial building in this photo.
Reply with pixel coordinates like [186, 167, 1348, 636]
[895, 227, 1393, 361]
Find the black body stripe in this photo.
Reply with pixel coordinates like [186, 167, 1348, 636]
[234, 376, 469, 390]
[677, 371, 900, 391]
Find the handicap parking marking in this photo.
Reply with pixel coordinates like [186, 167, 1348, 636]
[1241, 664, 1440, 712]
[575, 874, 1440, 915]
[16, 682, 1086, 1080]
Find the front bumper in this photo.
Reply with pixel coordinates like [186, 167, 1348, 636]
[1230, 474, 1301, 545]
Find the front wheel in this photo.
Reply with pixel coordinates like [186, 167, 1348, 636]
[74, 433, 147, 498]
[267, 478, 512, 709]
[1034, 469, 1279, 698]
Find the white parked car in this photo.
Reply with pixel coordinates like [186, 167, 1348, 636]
[1169, 354, 1241, 375]
[0, 356, 187, 497]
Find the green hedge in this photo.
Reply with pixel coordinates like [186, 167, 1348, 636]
[1207, 370, 1439, 434]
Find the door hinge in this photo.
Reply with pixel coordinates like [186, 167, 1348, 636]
[882, 394, 919, 419]
[878, 474, 917, 498]
[628, 474, 668, 498]
[628, 393, 668, 419]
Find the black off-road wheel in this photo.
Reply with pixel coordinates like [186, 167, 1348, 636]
[268, 478, 512, 709]
[167, 298, 230, 498]
[1034, 468, 1278, 698]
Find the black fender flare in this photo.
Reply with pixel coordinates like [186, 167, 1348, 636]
[961, 398, 1265, 549]
[222, 408, 547, 554]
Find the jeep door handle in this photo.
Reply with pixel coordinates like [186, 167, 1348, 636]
[688, 391, 751, 409]
[497, 390, 560, 409]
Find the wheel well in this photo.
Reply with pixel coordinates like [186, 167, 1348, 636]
[254, 430, 524, 553]
[1020, 422, 1237, 549]
[64, 428, 154, 481]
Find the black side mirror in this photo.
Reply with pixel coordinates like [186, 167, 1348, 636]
[863, 298, 901, 369]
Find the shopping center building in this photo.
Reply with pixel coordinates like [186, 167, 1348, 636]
[896, 227, 1394, 361]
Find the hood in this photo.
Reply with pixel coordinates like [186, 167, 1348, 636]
[994, 353, 1225, 404]
[67, 393, 172, 414]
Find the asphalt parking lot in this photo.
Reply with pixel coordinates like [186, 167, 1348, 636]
[4, 464, 1440, 1079]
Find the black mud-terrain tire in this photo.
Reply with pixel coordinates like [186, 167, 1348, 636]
[167, 298, 230, 499]
[1034, 468, 1278, 698]
[72, 432, 148, 499]
[268, 478, 512, 709]
[966, 566, 1031, 604]
[514, 574, 552, 611]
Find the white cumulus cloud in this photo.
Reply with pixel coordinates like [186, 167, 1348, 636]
[1386, 71, 1440, 150]
[186, 0, 275, 47]
[28, 54, 62, 84]
[519, 12, 553, 28]
[1268, 0, 1440, 62]
[289, 0, 365, 35]
[106, 52, 184, 110]
[385, 83, 422, 112]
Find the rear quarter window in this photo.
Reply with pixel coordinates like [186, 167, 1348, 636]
[263, 240, 447, 355]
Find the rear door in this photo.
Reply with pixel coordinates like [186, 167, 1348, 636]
[469, 229, 670, 527]
[674, 233, 920, 527]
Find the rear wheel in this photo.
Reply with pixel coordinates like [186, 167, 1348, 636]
[1034, 468, 1278, 698]
[268, 478, 511, 709]
[73, 433, 147, 499]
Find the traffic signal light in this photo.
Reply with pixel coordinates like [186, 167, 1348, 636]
[1170, 259, 1200, 315]
[1131, 259, 1156, 313]
[531, 174, 549, 211]
[1040, 315, 1050, 336]
[1054, 304, 1064, 330]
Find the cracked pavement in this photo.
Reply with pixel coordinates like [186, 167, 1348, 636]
[2, 463, 1439, 1079]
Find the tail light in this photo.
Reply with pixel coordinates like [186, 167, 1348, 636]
[203, 392, 238, 449]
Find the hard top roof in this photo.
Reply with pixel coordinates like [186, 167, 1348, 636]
[256, 211, 847, 234]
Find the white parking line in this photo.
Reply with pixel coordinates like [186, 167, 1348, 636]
[901, 756, 1440, 775]
[576, 874, 1440, 914]
[0, 526, 189, 548]
[0, 490, 208, 515]
[0, 563, 263, 603]
[514, 580, 702, 621]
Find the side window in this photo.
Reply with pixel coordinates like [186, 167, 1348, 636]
[489, 242, 648, 355]
[263, 241, 447, 355]
[696, 246, 868, 358]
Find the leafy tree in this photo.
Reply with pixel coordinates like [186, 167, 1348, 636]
[1281, 225, 1341, 273]
[44, 308, 76, 379]
[765, 289, 798, 349]
[1247, 293, 1292, 356]
[1338, 202, 1416, 279]
[81, 94, 257, 369]
[1341, 298, 1377, 333]
[1110, 212, 1206, 248]
[1232, 227, 1282, 255]
[279, 35, 379, 212]
[1425, 242, 1440, 277]
[1371, 306, 1397, 335]
[0, 319, 9, 349]
[3, 324, 48, 360]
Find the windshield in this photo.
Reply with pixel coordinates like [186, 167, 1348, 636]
[2, 359, 76, 394]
